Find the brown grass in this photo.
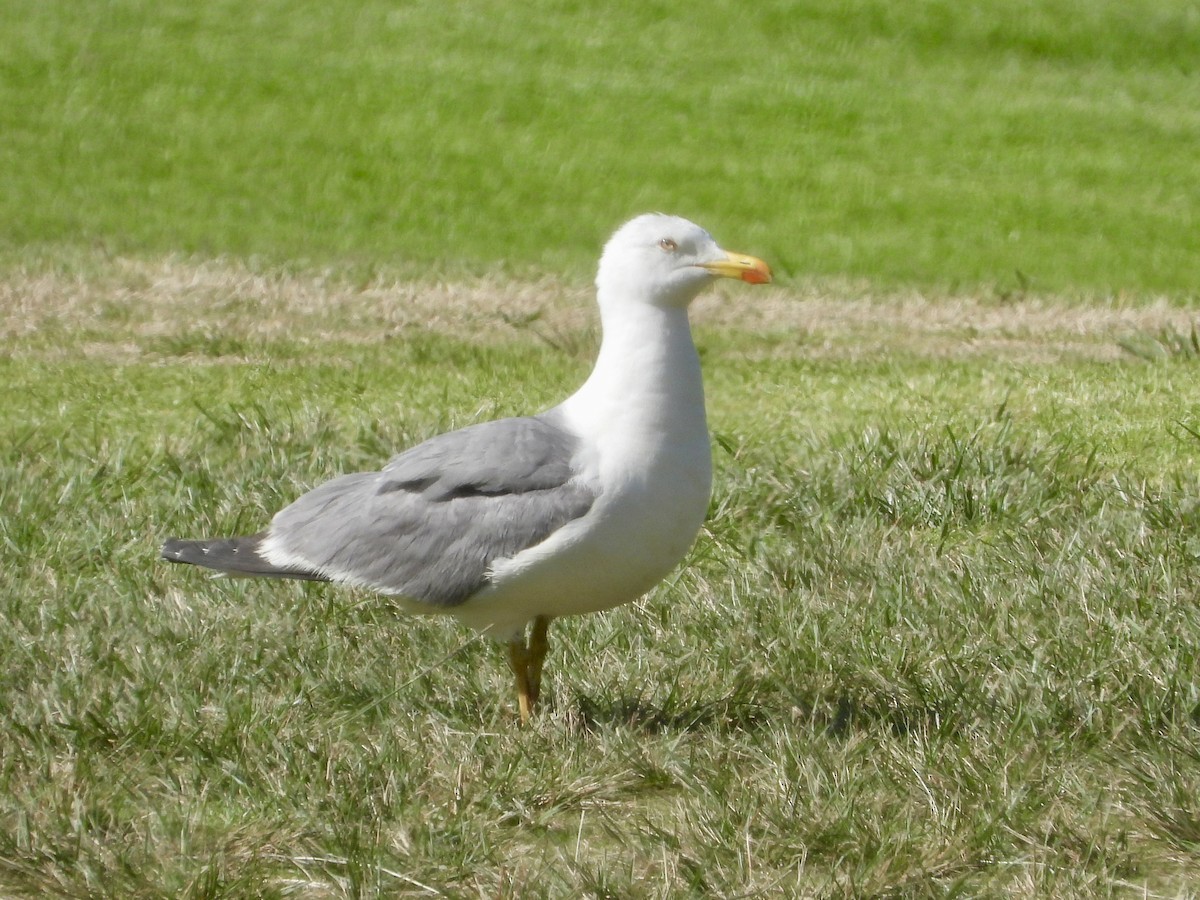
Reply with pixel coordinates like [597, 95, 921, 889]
[2, 257, 1195, 362]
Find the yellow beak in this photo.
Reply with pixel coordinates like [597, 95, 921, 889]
[699, 251, 773, 285]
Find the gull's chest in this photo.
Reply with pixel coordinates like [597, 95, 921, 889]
[573, 403, 713, 582]
[589, 420, 712, 524]
[464, 411, 712, 635]
[566, 334, 714, 564]
[459, 305, 715, 634]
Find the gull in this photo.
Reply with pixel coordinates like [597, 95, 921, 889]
[162, 214, 771, 722]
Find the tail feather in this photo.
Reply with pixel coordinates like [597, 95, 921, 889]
[161, 533, 329, 582]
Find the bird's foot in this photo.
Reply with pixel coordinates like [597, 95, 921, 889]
[507, 615, 553, 724]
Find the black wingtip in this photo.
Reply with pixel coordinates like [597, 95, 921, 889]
[159, 533, 330, 582]
[159, 534, 267, 571]
[161, 538, 190, 562]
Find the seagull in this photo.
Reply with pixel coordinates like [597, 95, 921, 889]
[162, 214, 771, 722]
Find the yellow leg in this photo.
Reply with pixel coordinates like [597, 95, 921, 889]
[506, 616, 553, 725]
[508, 639, 535, 725]
[527, 615, 552, 706]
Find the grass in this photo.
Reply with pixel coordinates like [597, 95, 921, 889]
[4, 264, 1200, 896]
[5, 0, 1200, 894]
[2, 0, 1198, 293]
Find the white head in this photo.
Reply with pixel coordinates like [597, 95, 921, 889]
[595, 214, 771, 309]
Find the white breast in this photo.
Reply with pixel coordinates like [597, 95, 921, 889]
[453, 301, 712, 639]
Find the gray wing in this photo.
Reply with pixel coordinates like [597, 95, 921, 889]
[266, 413, 596, 606]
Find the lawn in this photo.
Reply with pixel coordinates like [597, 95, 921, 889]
[2, 0, 1197, 292]
[3, 0, 1200, 897]
[5, 264, 1200, 896]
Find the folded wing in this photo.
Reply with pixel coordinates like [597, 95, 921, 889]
[230, 413, 597, 606]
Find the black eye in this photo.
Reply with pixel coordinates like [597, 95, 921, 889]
[658, 238, 678, 252]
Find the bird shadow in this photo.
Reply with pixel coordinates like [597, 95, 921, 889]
[568, 692, 772, 735]
[565, 687, 961, 740]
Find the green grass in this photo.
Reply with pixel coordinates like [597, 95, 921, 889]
[5, 0, 1200, 894]
[5, 266, 1200, 896]
[2, 0, 1198, 293]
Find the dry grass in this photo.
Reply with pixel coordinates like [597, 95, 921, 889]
[5, 257, 1200, 896]
[4, 258, 1195, 365]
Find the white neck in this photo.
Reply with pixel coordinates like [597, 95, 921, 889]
[558, 295, 708, 454]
